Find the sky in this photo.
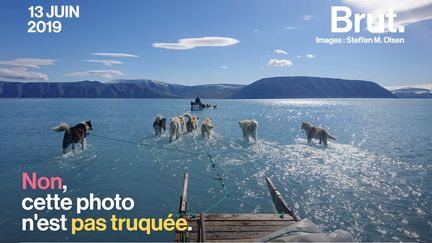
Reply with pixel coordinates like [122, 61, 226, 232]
[0, 0, 431, 86]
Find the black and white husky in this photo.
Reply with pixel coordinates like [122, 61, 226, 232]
[52, 120, 93, 154]
[153, 114, 166, 136]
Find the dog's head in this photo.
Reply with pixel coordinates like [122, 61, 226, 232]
[250, 120, 258, 129]
[203, 117, 213, 126]
[85, 120, 93, 130]
[238, 120, 250, 128]
[178, 116, 184, 124]
[301, 122, 312, 130]
[155, 114, 164, 121]
[170, 117, 179, 124]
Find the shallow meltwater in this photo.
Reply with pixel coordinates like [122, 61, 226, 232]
[0, 99, 431, 242]
[227, 139, 427, 242]
[124, 132, 428, 241]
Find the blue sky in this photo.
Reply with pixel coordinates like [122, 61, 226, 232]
[0, 0, 431, 86]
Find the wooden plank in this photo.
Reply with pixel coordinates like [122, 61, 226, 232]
[187, 219, 294, 228]
[199, 213, 205, 242]
[207, 240, 255, 242]
[174, 232, 181, 242]
[266, 177, 298, 221]
[179, 172, 189, 214]
[203, 224, 292, 232]
[175, 173, 189, 242]
[203, 213, 294, 221]
[189, 231, 271, 241]
[175, 230, 190, 242]
[186, 222, 295, 233]
[266, 177, 291, 213]
[188, 232, 199, 241]
[206, 231, 272, 240]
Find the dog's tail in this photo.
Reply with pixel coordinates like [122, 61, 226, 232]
[327, 133, 336, 140]
[183, 112, 193, 120]
[52, 123, 70, 133]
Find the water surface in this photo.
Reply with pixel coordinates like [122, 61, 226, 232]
[0, 98, 431, 242]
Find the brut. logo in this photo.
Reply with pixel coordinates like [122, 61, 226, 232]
[331, 6, 405, 33]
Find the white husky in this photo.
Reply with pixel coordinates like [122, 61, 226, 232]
[239, 119, 258, 142]
[169, 117, 181, 142]
[201, 117, 214, 139]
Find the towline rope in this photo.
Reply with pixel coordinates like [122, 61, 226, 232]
[90, 133, 230, 214]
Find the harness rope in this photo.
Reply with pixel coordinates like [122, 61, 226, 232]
[91, 133, 231, 214]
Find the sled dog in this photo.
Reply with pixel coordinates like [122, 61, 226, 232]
[153, 114, 166, 136]
[169, 117, 181, 142]
[239, 119, 258, 142]
[300, 122, 336, 146]
[52, 120, 93, 154]
[184, 113, 199, 132]
[201, 117, 214, 139]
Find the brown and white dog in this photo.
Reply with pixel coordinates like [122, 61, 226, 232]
[239, 119, 258, 142]
[52, 120, 93, 154]
[300, 122, 336, 146]
[184, 113, 199, 132]
[178, 116, 186, 132]
[153, 114, 166, 136]
[201, 117, 214, 139]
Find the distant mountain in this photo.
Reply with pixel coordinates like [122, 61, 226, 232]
[0, 79, 243, 98]
[0, 81, 178, 98]
[111, 79, 244, 98]
[230, 77, 395, 98]
[0, 76, 396, 98]
[390, 87, 432, 98]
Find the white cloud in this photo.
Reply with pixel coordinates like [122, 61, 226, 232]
[0, 58, 55, 68]
[274, 49, 288, 55]
[91, 52, 138, 58]
[85, 59, 123, 66]
[285, 26, 298, 30]
[343, 0, 432, 29]
[297, 55, 301, 58]
[65, 69, 124, 79]
[220, 65, 228, 69]
[0, 67, 48, 80]
[303, 15, 313, 21]
[267, 59, 293, 67]
[153, 37, 239, 50]
[253, 29, 260, 33]
[306, 54, 316, 59]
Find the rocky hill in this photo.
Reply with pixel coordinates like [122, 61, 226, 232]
[0, 77, 396, 98]
[230, 76, 395, 98]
